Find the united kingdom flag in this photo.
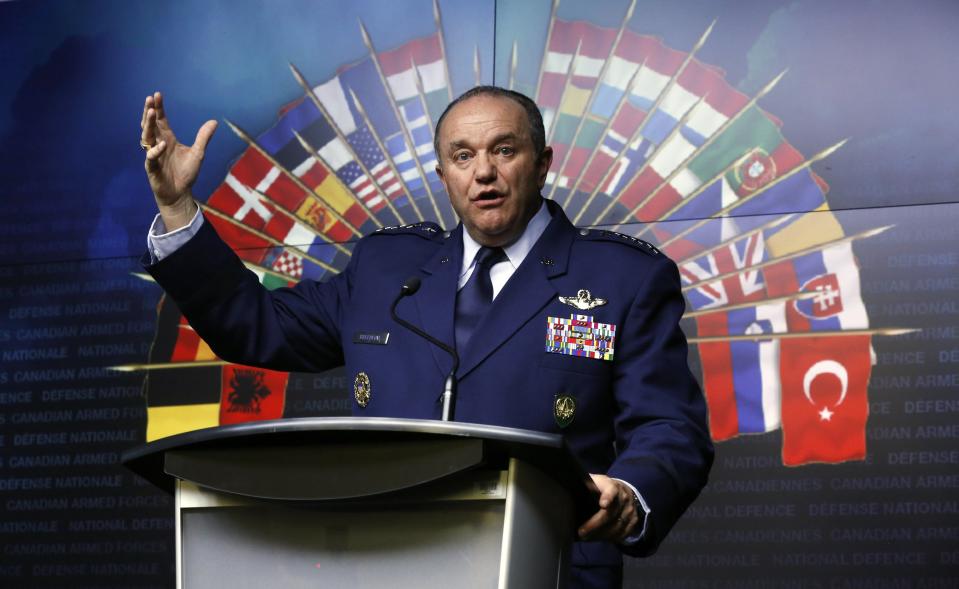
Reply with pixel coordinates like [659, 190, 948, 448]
[679, 230, 766, 310]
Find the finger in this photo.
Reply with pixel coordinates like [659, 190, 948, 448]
[192, 120, 218, 155]
[144, 140, 166, 170]
[154, 91, 166, 123]
[578, 506, 613, 540]
[140, 95, 153, 130]
[142, 108, 157, 148]
[598, 482, 619, 509]
[596, 508, 633, 542]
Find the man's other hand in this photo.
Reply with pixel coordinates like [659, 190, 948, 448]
[140, 91, 217, 231]
[577, 474, 640, 543]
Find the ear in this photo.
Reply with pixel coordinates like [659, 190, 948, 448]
[536, 146, 554, 189]
[435, 163, 448, 192]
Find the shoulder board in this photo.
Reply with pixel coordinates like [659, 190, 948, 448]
[370, 222, 444, 241]
[576, 228, 662, 257]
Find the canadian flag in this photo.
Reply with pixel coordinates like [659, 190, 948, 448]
[780, 335, 871, 466]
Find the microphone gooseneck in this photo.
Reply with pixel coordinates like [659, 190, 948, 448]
[390, 276, 460, 421]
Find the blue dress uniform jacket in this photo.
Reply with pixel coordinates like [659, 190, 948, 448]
[145, 200, 713, 581]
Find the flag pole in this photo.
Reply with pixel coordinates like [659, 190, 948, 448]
[289, 62, 407, 225]
[473, 44, 482, 86]
[508, 40, 519, 90]
[110, 359, 230, 372]
[433, 0, 455, 101]
[687, 327, 918, 344]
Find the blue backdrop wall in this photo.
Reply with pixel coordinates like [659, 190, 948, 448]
[1, 0, 957, 586]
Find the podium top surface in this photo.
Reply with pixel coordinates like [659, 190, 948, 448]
[124, 417, 565, 464]
[121, 417, 596, 513]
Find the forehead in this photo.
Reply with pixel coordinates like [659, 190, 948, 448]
[439, 95, 529, 143]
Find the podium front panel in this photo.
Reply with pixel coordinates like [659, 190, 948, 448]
[181, 501, 505, 588]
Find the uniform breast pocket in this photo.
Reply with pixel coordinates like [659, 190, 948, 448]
[539, 351, 612, 377]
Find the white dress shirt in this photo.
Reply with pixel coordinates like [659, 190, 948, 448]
[457, 199, 552, 296]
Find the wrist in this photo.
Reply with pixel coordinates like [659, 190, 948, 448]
[158, 194, 198, 232]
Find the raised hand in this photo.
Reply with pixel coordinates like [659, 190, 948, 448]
[140, 91, 218, 231]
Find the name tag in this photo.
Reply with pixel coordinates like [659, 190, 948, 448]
[353, 331, 390, 346]
[545, 315, 615, 361]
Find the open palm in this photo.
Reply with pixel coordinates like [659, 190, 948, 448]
[140, 91, 217, 209]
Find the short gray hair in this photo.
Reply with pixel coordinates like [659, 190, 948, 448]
[433, 86, 546, 163]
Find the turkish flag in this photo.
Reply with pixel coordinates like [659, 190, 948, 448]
[219, 365, 288, 425]
[780, 335, 871, 466]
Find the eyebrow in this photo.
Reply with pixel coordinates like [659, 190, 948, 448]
[447, 132, 520, 152]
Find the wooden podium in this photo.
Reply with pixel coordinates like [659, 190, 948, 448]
[122, 417, 597, 588]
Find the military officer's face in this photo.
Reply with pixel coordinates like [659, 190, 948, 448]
[435, 95, 552, 247]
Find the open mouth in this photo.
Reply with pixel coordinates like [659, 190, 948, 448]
[473, 191, 505, 206]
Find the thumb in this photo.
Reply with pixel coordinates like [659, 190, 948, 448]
[590, 474, 616, 508]
[192, 120, 218, 155]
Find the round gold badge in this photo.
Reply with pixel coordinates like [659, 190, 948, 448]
[554, 394, 576, 428]
[354, 372, 371, 408]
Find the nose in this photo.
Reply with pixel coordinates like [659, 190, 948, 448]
[474, 151, 496, 183]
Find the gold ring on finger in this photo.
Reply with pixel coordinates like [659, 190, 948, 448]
[140, 140, 153, 151]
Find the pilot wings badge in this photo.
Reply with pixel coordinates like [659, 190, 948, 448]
[559, 289, 607, 310]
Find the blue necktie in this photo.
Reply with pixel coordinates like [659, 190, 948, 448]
[455, 246, 507, 352]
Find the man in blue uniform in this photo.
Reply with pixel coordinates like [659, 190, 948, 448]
[140, 86, 712, 587]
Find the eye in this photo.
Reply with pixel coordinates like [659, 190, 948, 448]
[452, 151, 471, 163]
[496, 146, 515, 156]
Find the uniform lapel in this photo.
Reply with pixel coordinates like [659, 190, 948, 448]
[457, 204, 575, 379]
[414, 228, 462, 375]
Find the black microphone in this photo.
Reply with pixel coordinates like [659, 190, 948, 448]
[390, 276, 460, 421]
